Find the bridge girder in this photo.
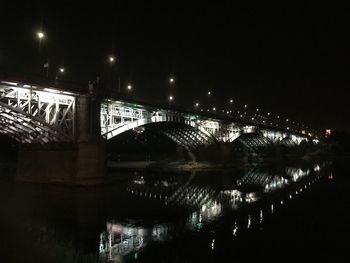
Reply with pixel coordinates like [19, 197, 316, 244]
[0, 82, 76, 143]
[100, 100, 309, 148]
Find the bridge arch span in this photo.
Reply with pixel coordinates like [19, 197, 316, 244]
[231, 132, 273, 151]
[107, 121, 220, 162]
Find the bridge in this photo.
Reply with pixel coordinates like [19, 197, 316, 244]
[0, 79, 316, 185]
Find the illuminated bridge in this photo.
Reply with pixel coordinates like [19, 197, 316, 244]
[0, 79, 317, 185]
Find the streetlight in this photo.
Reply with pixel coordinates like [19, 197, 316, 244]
[37, 31, 45, 40]
[108, 55, 120, 93]
[169, 95, 173, 101]
[36, 30, 48, 77]
[109, 56, 115, 63]
[195, 102, 199, 107]
[207, 91, 211, 95]
[127, 84, 132, 91]
[170, 78, 174, 83]
[55, 67, 65, 83]
[229, 99, 233, 103]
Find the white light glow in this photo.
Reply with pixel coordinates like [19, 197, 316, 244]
[37, 31, 45, 39]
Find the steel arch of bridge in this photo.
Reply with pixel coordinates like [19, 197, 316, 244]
[100, 100, 307, 146]
[0, 81, 76, 143]
[0, 80, 310, 146]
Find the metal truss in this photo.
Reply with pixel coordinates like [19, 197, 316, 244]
[236, 133, 272, 150]
[280, 136, 298, 146]
[100, 100, 308, 151]
[101, 100, 252, 143]
[0, 82, 76, 143]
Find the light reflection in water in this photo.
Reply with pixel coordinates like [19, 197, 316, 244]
[247, 214, 252, 229]
[99, 222, 170, 261]
[99, 162, 327, 261]
[233, 220, 238, 237]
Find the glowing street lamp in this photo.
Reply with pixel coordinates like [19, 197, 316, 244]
[59, 67, 65, 73]
[207, 91, 211, 95]
[109, 56, 115, 63]
[229, 99, 233, 103]
[169, 95, 173, 101]
[37, 31, 45, 40]
[170, 78, 174, 83]
[195, 102, 199, 107]
[127, 84, 132, 91]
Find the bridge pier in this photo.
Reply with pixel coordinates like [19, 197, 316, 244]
[16, 94, 106, 186]
[15, 140, 106, 186]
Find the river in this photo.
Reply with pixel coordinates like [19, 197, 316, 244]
[0, 158, 349, 262]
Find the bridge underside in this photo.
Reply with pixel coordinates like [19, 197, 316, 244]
[108, 122, 221, 162]
[0, 102, 70, 143]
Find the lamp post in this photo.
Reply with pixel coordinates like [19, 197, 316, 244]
[36, 30, 49, 78]
[108, 55, 121, 94]
[55, 67, 65, 84]
[168, 95, 174, 107]
[36, 31, 45, 54]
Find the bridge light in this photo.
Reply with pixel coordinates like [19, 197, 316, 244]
[37, 31, 45, 39]
[109, 56, 115, 63]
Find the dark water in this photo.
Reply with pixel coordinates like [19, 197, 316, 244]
[0, 159, 349, 262]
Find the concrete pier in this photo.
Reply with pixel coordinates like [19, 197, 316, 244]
[16, 93, 106, 186]
[16, 141, 105, 185]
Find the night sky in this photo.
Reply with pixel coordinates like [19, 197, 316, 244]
[0, 3, 349, 133]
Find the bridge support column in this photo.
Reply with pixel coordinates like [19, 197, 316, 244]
[15, 141, 105, 186]
[16, 94, 106, 186]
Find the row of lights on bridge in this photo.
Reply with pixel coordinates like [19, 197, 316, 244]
[36, 30, 311, 134]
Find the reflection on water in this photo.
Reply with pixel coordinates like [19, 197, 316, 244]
[99, 222, 171, 262]
[99, 162, 327, 262]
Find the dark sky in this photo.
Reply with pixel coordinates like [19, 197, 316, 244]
[0, 3, 349, 133]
